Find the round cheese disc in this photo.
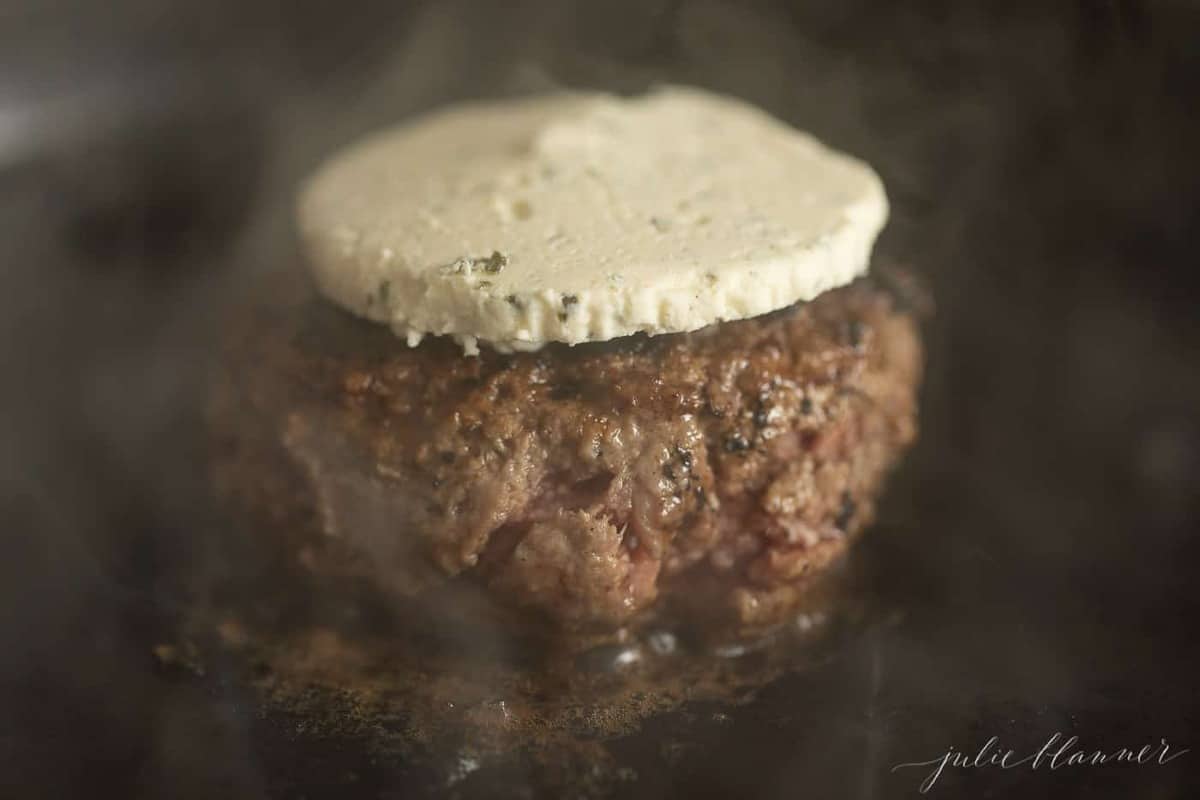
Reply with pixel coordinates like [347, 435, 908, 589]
[298, 85, 888, 354]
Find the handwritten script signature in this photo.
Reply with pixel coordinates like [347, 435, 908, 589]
[892, 732, 1189, 793]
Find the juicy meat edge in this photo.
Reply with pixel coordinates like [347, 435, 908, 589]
[208, 273, 923, 634]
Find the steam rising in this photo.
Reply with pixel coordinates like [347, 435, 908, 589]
[3, 0, 1198, 796]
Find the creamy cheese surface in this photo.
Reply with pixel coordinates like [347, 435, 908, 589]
[298, 86, 887, 354]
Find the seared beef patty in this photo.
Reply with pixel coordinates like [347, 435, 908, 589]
[210, 272, 921, 635]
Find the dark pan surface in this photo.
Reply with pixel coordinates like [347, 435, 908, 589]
[2, 1, 1199, 797]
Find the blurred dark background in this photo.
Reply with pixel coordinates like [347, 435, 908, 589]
[1, 1, 1198, 797]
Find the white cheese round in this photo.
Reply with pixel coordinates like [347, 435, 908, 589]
[298, 85, 887, 354]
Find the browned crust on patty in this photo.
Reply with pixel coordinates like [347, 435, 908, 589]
[209, 271, 922, 634]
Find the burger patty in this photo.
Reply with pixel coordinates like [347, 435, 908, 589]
[210, 272, 922, 634]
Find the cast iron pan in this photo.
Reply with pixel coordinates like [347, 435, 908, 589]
[2, 1, 1198, 797]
